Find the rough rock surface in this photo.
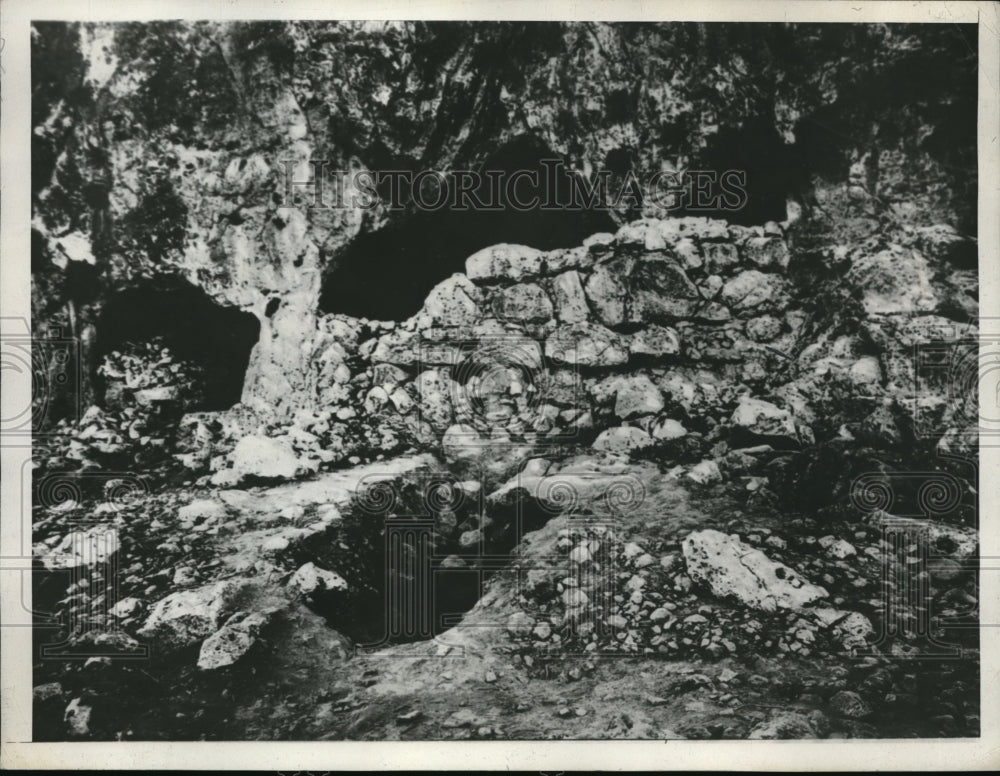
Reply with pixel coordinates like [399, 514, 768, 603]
[137, 581, 242, 648]
[682, 530, 828, 612]
[197, 611, 272, 670]
[28, 22, 979, 744]
[228, 435, 300, 482]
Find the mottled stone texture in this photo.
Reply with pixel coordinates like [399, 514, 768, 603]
[31, 22, 977, 424]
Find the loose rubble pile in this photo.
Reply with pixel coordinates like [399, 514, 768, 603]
[98, 338, 207, 411]
[36, 340, 210, 476]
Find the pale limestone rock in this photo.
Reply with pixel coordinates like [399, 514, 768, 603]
[465, 244, 544, 282]
[552, 270, 590, 323]
[197, 610, 272, 670]
[682, 529, 828, 612]
[591, 426, 654, 455]
[231, 435, 299, 481]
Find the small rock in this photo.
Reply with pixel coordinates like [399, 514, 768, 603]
[33, 682, 63, 702]
[651, 418, 687, 440]
[827, 539, 857, 559]
[506, 611, 535, 636]
[748, 712, 817, 739]
[686, 460, 722, 485]
[109, 597, 143, 619]
[64, 698, 92, 736]
[730, 396, 798, 443]
[532, 621, 553, 640]
[288, 562, 348, 594]
[606, 614, 628, 629]
[172, 567, 198, 586]
[279, 504, 306, 521]
[613, 375, 665, 420]
[829, 690, 872, 719]
[569, 545, 591, 564]
[261, 535, 290, 553]
[591, 426, 654, 455]
[178, 499, 228, 524]
[197, 611, 271, 671]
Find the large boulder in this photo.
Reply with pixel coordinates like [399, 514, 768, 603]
[197, 610, 272, 670]
[682, 529, 828, 612]
[848, 247, 939, 315]
[414, 369, 454, 431]
[627, 324, 681, 358]
[730, 396, 799, 443]
[586, 254, 703, 325]
[612, 375, 665, 419]
[417, 273, 482, 328]
[628, 257, 701, 321]
[138, 580, 243, 648]
[35, 526, 119, 571]
[288, 562, 348, 594]
[441, 423, 487, 462]
[584, 262, 629, 326]
[592, 426, 654, 455]
[702, 242, 740, 274]
[230, 435, 299, 481]
[742, 236, 790, 269]
[465, 244, 544, 282]
[545, 322, 628, 367]
[721, 270, 791, 313]
[494, 282, 554, 323]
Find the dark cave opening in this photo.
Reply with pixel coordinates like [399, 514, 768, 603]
[95, 281, 260, 412]
[693, 115, 823, 226]
[319, 135, 618, 321]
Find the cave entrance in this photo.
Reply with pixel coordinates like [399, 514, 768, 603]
[319, 135, 617, 321]
[694, 115, 815, 225]
[95, 281, 260, 412]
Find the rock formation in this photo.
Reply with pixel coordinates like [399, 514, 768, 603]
[28, 21, 979, 742]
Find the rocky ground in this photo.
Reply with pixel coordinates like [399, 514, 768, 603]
[31, 443, 979, 741]
[26, 20, 981, 744]
[31, 216, 981, 740]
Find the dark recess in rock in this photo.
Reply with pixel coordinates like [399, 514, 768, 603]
[95, 281, 260, 411]
[694, 116, 815, 225]
[319, 135, 616, 320]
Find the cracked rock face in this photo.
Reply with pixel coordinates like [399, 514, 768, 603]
[682, 529, 828, 612]
[137, 580, 243, 648]
[28, 21, 980, 743]
[32, 21, 976, 426]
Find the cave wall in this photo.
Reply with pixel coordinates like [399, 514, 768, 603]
[196, 209, 977, 487]
[30, 21, 978, 423]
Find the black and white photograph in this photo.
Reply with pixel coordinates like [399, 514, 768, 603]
[2, 0, 999, 769]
